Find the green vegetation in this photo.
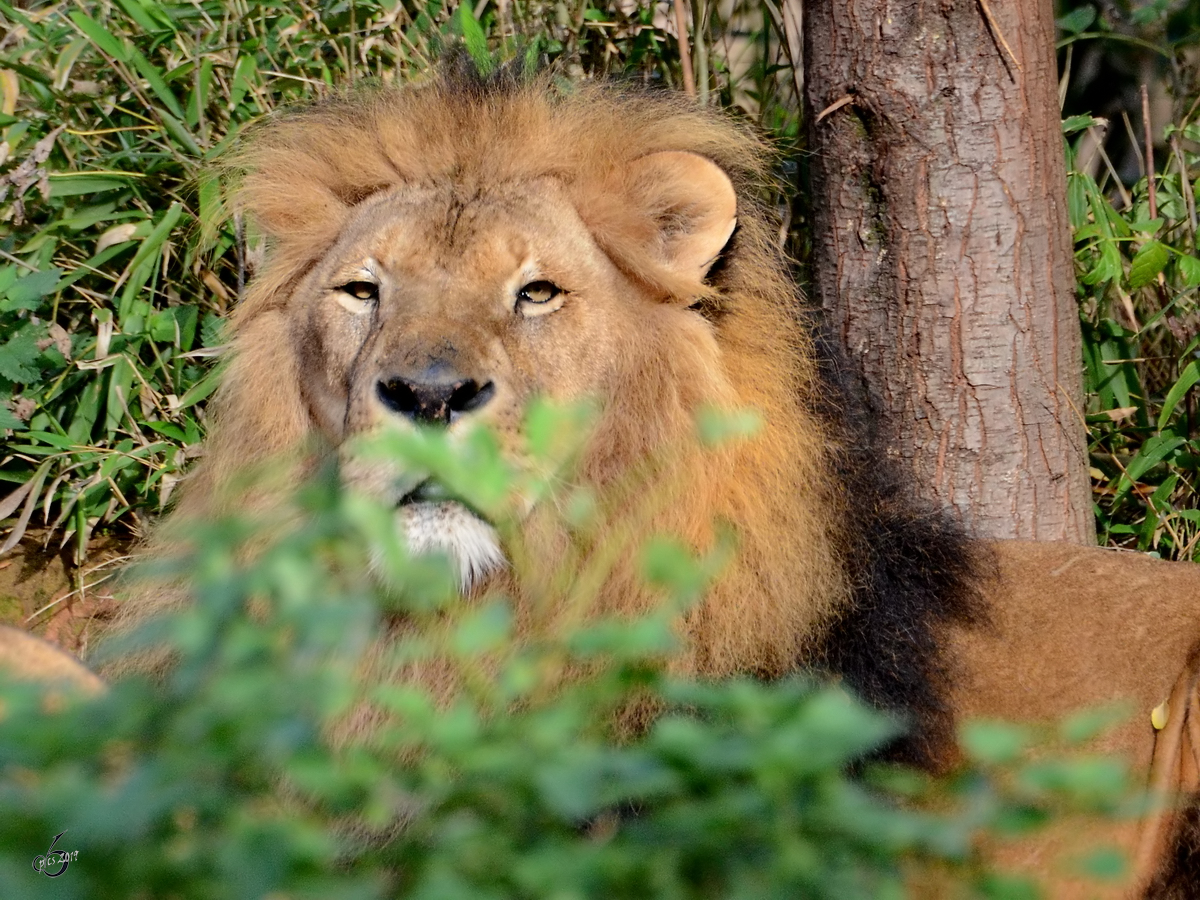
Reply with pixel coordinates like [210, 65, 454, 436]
[0, 410, 1134, 898]
[0, 3, 1196, 896]
[1057, 1, 1200, 557]
[1067, 107, 1200, 557]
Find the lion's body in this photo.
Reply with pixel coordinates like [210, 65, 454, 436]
[0, 625, 104, 695]
[91, 60, 1200, 895]
[946, 541, 1200, 899]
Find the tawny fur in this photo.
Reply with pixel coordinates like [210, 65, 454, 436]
[944, 541, 1200, 900]
[0, 625, 104, 695]
[109, 69, 852, 683]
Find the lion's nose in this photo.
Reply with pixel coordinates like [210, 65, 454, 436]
[376, 372, 496, 426]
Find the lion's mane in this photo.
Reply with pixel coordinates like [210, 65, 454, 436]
[112, 58, 981, 767]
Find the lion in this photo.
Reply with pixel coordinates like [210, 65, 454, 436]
[108, 58, 982, 767]
[0, 625, 103, 696]
[42, 57, 1200, 896]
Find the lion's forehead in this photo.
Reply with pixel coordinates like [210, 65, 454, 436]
[327, 180, 599, 283]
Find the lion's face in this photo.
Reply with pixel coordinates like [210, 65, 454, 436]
[283, 159, 736, 589]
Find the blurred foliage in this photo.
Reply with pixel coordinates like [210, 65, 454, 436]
[0, 408, 1136, 898]
[1058, 0, 1200, 183]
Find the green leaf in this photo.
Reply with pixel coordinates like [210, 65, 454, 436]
[696, 405, 762, 446]
[1056, 5, 1096, 34]
[1112, 434, 1186, 505]
[977, 873, 1042, 900]
[1067, 174, 1089, 228]
[2, 266, 61, 311]
[189, 57, 214, 130]
[1059, 706, 1129, 746]
[45, 174, 133, 197]
[458, 4, 493, 75]
[22, 430, 78, 450]
[68, 10, 128, 62]
[67, 379, 102, 443]
[177, 364, 223, 409]
[1157, 360, 1200, 430]
[0, 330, 41, 383]
[1100, 198, 1131, 239]
[200, 311, 226, 348]
[1131, 0, 1168, 25]
[112, 0, 173, 34]
[1062, 113, 1099, 135]
[1075, 847, 1127, 881]
[148, 309, 179, 343]
[959, 721, 1030, 765]
[157, 108, 202, 156]
[126, 44, 186, 120]
[0, 403, 25, 431]
[1128, 240, 1169, 289]
[104, 355, 135, 433]
[1177, 253, 1200, 288]
[144, 420, 185, 441]
[1081, 239, 1121, 285]
[1128, 218, 1163, 234]
[229, 54, 259, 110]
[149, 305, 198, 350]
[118, 201, 184, 320]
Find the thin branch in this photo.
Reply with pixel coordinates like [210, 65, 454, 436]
[977, 0, 1021, 77]
[1142, 84, 1158, 221]
[673, 0, 695, 99]
[816, 94, 854, 124]
[1123, 109, 1146, 177]
[1171, 134, 1197, 248]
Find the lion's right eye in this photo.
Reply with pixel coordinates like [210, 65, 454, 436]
[339, 281, 379, 302]
[334, 280, 379, 314]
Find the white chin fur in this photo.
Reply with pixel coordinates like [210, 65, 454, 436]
[399, 501, 506, 592]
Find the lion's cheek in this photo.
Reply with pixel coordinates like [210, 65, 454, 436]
[291, 303, 374, 442]
[296, 342, 354, 443]
[508, 303, 623, 403]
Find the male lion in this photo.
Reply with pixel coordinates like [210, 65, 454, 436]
[83, 58, 1200, 897]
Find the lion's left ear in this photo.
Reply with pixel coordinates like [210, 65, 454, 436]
[628, 151, 737, 286]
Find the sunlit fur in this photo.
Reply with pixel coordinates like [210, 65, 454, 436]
[105, 60, 978, 765]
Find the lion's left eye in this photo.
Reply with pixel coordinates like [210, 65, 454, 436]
[516, 280, 565, 317]
[517, 281, 563, 305]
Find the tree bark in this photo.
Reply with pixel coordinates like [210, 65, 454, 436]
[797, 0, 1095, 543]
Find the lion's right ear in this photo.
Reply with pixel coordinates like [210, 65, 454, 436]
[627, 150, 738, 287]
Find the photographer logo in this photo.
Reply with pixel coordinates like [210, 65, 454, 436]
[32, 831, 77, 877]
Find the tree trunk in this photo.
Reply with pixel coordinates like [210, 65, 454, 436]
[796, 0, 1095, 543]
